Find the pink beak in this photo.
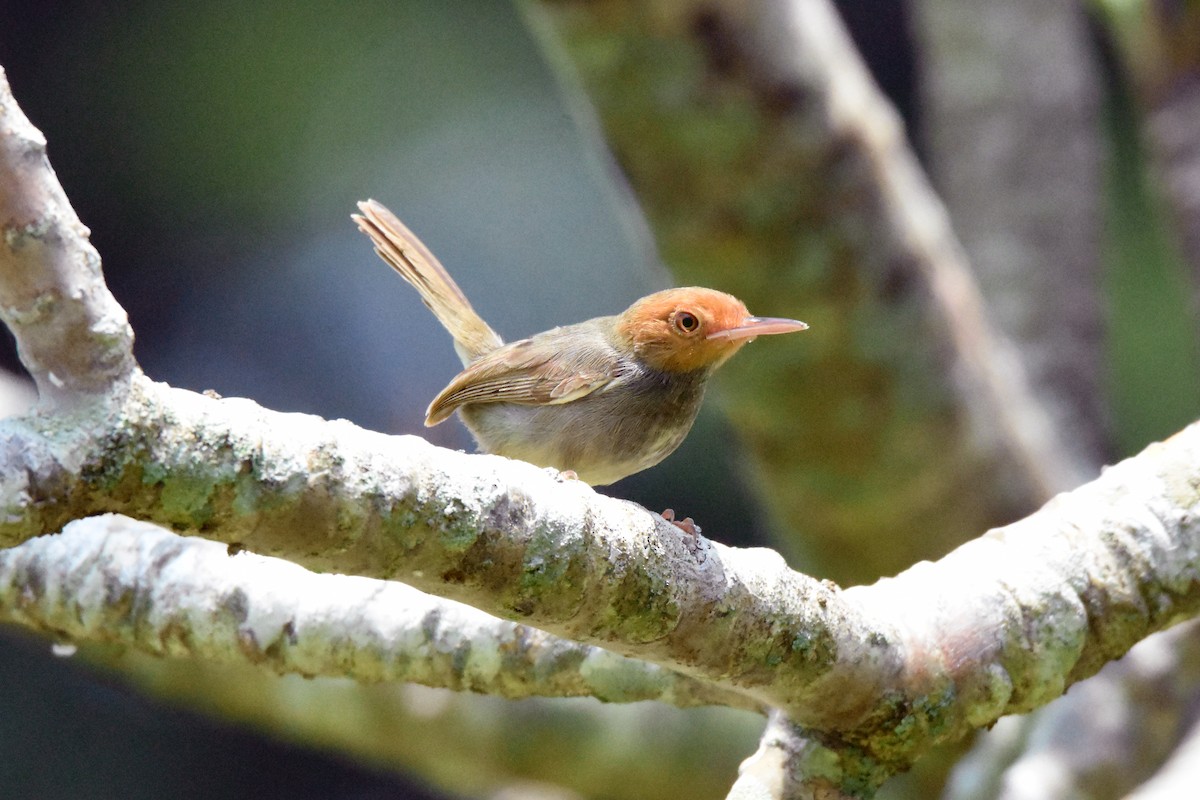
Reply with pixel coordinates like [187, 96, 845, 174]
[707, 316, 809, 342]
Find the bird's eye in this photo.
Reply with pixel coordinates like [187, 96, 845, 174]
[673, 310, 701, 335]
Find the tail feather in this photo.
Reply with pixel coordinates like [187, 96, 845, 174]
[353, 199, 502, 365]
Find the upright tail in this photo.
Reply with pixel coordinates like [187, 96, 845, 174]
[353, 199, 503, 365]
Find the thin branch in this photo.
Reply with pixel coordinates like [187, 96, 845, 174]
[0, 66, 135, 402]
[0, 513, 755, 710]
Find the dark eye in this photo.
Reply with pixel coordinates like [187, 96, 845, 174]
[673, 310, 700, 334]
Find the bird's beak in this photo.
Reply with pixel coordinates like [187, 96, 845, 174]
[707, 317, 809, 342]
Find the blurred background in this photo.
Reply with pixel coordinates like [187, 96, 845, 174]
[0, 0, 1198, 798]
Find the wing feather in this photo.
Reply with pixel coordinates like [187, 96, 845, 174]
[424, 326, 622, 425]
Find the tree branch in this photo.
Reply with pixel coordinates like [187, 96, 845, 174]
[3, 369, 1200, 784]
[728, 710, 859, 800]
[0, 66, 135, 402]
[944, 618, 1200, 799]
[0, 513, 754, 710]
[1126, 707, 1200, 799]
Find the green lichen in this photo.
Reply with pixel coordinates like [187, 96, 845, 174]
[516, 520, 586, 619]
[789, 626, 837, 666]
[231, 470, 264, 517]
[597, 564, 679, 643]
[578, 654, 666, 704]
[853, 681, 959, 771]
[437, 500, 482, 554]
[154, 467, 223, 528]
[378, 501, 421, 552]
[963, 663, 1015, 728]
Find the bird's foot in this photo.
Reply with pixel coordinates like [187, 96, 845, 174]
[661, 508, 701, 536]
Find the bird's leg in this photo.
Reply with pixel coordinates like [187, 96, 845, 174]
[661, 508, 702, 536]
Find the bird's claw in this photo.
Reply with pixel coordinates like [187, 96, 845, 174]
[661, 508, 701, 536]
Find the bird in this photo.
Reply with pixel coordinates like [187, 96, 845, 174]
[352, 198, 808, 491]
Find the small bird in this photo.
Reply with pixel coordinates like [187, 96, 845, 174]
[353, 199, 807, 488]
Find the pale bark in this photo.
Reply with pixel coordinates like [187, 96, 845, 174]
[0, 69, 134, 402]
[0, 514, 753, 710]
[727, 710, 854, 800]
[944, 620, 1200, 800]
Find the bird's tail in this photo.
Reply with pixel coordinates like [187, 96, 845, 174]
[353, 199, 503, 365]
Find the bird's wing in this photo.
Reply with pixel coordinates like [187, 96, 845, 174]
[424, 333, 622, 425]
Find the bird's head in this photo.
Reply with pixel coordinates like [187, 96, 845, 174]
[615, 287, 807, 374]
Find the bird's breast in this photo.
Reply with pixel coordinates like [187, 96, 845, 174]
[458, 365, 709, 485]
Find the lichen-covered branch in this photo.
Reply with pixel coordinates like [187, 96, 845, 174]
[2, 369, 1200, 788]
[944, 619, 1200, 799]
[728, 710, 859, 800]
[0, 373, 852, 715]
[0, 513, 754, 710]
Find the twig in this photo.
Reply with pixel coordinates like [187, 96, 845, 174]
[0, 66, 135, 402]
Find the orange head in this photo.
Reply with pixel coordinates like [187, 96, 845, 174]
[614, 287, 808, 374]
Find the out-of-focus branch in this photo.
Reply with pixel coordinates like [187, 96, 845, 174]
[912, 0, 1108, 468]
[909, 7, 1109, 791]
[530, 0, 1088, 584]
[0, 514, 755, 710]
[0, 66, 135, 403]
[1126, 704, 1200, 800]
[1146, 80, 1200, 280]
[112, 655, 762, 800]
